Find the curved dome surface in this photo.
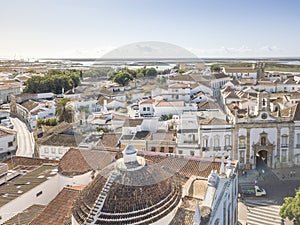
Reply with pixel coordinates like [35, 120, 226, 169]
[72, 158, 181, 224]
[102, 41, 198, 59]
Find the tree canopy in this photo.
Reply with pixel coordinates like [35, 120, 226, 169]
[107, 67, 158, 86]
[113, 71, 133, 86]
[55, 98, 74, 123]
[24, 70, 80, 94]
[280, 189, 300, 225]
[210, 65, 221, 73]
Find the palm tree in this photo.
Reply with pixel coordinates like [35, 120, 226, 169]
[55, 98, 74, 123]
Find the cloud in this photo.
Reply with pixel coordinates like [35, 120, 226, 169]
[259, 45, 281, 52]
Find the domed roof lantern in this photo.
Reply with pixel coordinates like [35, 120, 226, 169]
[122, 144, 138, 163]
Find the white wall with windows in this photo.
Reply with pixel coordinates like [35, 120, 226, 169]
[0, 128, 17, 160]
[200, 124, 232, 158]
[39, 145, 70, 160]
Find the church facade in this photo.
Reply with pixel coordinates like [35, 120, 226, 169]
[230, 92, 300, 169]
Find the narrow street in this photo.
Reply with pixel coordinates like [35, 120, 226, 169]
[10, 117, 35, 157]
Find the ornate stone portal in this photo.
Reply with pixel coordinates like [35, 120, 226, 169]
[252, 132, 274, 168]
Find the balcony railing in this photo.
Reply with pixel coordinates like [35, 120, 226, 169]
[296, 144, 300, 148]
[202, 147, 209, 151]
[239, 145, 246, 149]
[213, 146, 221, 151]
[224, 145, 232, 150]
[281, 144, 288, 148]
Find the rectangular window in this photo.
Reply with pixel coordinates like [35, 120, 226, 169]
[44, 147, 49, 153]
[178, 150, 183, 155]
[203, 138, 208, 147]
[143, 107, 146, 111]
[160, 147, 164, 152]
[51, 148, 56, 154]
[297, 134, 300, 146]
[151, 147, 155, 152]
[168, 147, 174, 153]
[147, 107, 150, 111]
[281, 135, 288, 147]
[59, 148, 63, 154]
[36, 191, 43, 197]
[281, 149, 287, 162]
[239, 151, 245, 164]
[225, 136, 230, 146]
[239, 137, 246, 149]
[190, 151, 195, 156]
[8, 142, 13, 147]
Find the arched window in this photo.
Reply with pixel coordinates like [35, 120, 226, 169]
[261, 137, 266, 146]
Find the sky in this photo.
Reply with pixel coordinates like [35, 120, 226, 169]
[0, 0, 299, 59]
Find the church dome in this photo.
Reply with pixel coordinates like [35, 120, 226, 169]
[72, 152, 181, 224]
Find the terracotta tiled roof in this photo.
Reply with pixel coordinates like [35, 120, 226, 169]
[197, 100, 220, 110]
[97, 133, 120, 151]
[0, 126, 16, 138]
[3, 204, 46, 225]
[170, 75, 196, 82]
[29, 187, 80, 225]
[281, 103, 300, 121]
[139, 99, 155, 105]
[2, 156, 58, 170]
[21, 100, 39, 112]
[123, 118, 143, 127]
[44, 122, 73, 135]
[154, 100, 184, 107]
[283, 78, 298, 84]
[200, 117, 228, 125]
[213, 73, 230, 79]
[38, 133, 79, 147]
[58, 148, 115, 176]
[169, 83, 190, 88]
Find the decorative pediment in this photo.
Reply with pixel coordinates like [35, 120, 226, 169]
[252, 131, 274, 152]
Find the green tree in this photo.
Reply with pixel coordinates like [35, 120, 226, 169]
[55, 98, 74, 123]
[136, 72, 144, 79]
[280, 189, 300, 224]
[210, 65, 221, 73]
[24, 70, 80, 94]
[113, 72, 133, 86]
[145, 67, 157, 76]
[178, 69, 186, 74]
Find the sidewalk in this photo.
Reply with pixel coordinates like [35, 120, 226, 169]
[272, 166, 300, 181]
[239, 169, 260, 184]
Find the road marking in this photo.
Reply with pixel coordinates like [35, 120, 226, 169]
[246, 199, 283, 225]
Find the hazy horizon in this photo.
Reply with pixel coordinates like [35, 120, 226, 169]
[1, 0, 300, 59]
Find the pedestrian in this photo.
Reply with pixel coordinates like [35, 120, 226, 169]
[255, 179, 258, 185]
[290, 170, 293, 177]
[242, 170, 245, 176]
[293, 170, 296, 177]
[245, 171, 247, 177]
